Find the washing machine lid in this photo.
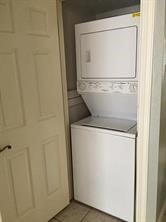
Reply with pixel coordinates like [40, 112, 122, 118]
[82, 116, 136, 132]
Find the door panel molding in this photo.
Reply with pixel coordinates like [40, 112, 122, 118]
[0, 0, 14, 33]
[42, 136, 61, 197]
[28, 7, 49, 37]
[0, 49, 25, 131]
[7, 147, 35, 217]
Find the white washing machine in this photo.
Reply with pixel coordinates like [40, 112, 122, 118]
[71, 116, 136, 222]
[71, 13, 140, 222]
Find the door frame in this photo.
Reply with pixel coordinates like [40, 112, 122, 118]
[56, 0, 73, 200]
[136, 1, 157, 221]
[136, 0, 165, 222]
[57, 0, 166, 221]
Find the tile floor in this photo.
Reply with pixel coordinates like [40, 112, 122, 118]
[49, 201, 123, 222]
[163, 215, 166, 222]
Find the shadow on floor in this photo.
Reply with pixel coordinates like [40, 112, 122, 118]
[49, 201, 124, 222]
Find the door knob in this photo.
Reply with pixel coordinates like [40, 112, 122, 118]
[0, 145, 12, 153]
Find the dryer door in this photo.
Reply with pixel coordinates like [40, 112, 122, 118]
[80, 26, 138, 80]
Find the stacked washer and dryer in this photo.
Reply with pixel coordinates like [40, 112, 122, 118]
[71, 13, 140, 222]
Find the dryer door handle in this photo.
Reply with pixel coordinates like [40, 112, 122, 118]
[85, 50, 91, 63]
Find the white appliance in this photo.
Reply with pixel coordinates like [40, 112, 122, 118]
[75, 13, 139, 120]
[71, 13, 140, 222]
[71, 116, 136, 222]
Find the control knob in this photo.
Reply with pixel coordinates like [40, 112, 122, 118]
[78, 82, 86, 91]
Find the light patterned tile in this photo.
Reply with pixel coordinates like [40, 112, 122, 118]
[82, 209, 121, 222]
[55, 201, 90, 222]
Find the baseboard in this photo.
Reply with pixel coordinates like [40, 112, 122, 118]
[158, 199, 166, 222]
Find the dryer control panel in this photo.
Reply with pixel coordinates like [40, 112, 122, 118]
[77, 80, 138, 94]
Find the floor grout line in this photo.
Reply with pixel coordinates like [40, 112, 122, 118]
[80, 209, 91, 222]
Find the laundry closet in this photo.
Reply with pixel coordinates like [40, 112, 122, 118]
[62, 1, 140, 222]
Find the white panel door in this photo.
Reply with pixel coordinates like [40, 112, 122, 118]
[0, 1, 69, 222]
[80, 26, 137, 79]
